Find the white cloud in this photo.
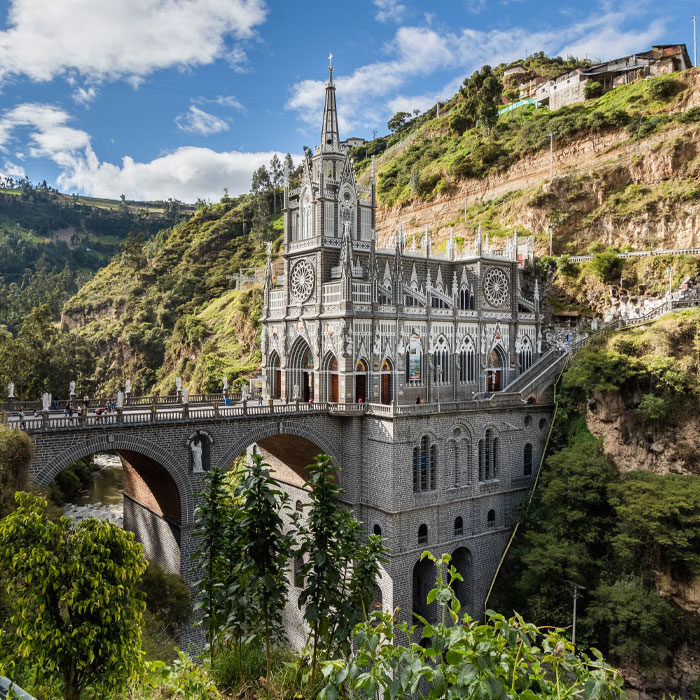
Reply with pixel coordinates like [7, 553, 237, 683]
[374, 0, 407, 23]
[59, 147, 294, 202]
[1, 159, 26, 179]
[0, 101, 297, 201]
[175, 106, 230, 136]
[72, 86, 98, 106]
[287, 9, 667, 137]
[0, 0, 268, 84]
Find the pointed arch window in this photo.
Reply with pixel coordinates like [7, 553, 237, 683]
[518, 336, 533, 372]
[459, 285, 475, 310]
[458, 338, 476, 383]
[433, 336, 450, 385]
[454, 516, 464, 536]
[412, 435, 436, 492]
[524, 443, 533, 476]
[478, 429, 498, 481]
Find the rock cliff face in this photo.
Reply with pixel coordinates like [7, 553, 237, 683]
[369, 70, 700, 254]
[586, 389, 700, 476]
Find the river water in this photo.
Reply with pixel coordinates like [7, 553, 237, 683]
[62, 453, 124, 526]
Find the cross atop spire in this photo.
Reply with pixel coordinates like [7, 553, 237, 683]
[328, 52, 334, 81]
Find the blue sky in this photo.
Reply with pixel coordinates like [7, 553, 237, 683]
[0, 0, 695, 202]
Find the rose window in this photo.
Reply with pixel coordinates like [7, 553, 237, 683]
[290, 259, 315, 303]
[483, 267, 509, 307]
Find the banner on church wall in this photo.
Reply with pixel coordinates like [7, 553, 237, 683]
[408, 334, 421, 382]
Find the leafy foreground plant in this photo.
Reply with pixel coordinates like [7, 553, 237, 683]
[0, 492, 147, 700]
[320, 552, 624, 700]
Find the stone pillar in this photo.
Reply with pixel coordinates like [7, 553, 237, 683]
[42, 410, 49, 429]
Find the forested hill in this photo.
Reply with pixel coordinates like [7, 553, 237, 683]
[0, 185, 192, 334]
[58, 191, 280, 396]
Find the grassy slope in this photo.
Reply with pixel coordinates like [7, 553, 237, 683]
[63, 196, 278, 394]
[357, 69, 700, 250]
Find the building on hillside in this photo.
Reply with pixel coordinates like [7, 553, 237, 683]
[536, 44, 692, 110]
[258, 61, 552, 643]
[342, 136, 366, 148]
[503, 64, 527, 79]
[517, 75, 547, 100]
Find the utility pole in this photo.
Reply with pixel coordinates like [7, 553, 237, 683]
[547, 131, 557, 181]
[569, 582, 586, 646]
[464, 197, 467, 224]
[548, 222, 554, 256]
[436, 98, 440, 118]
[668, 265, 673, 299]
[693, 15, 698, 67]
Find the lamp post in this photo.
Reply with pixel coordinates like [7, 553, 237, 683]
[547, 131, 557, 181]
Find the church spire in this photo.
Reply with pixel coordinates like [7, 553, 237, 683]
[321, 53, 340, 150]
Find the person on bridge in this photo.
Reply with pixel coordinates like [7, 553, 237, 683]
[17, 409, 25, 427]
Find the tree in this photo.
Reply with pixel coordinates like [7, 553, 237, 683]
[192, 466, 230, 662]
[0, 425, 33, 517]
[297, 455, 386, 681]
[284, 152, 294, 175]
[121, 231, 146, 270]
[459, 65, 503, 132]
[250, 165, 272, 243]
[269, 155, 283, 214]
[236, 453, 293, 682]
[321, 552, 625, 700]
[387, 111, 410, 133]
[0, 492, 147, 699]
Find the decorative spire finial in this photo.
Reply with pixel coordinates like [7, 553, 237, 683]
[328, 52, 334, 82]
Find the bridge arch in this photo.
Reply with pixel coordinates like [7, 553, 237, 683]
[217, 420, 342, 485]
[34, 434, 192, 525]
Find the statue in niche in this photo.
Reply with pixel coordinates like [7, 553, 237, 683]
[191, 436, 204, 473]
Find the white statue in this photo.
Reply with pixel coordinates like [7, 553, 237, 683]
[42, 393, 51, 411]
[69, 381, 76, 396]
[222, 376, 228, 391]
[125, 379, 131, 394]
[7, 382, 14, 398]
[293, 383, 300, 400]
[191, 437, 204, 473]
[176, 377, 182, 392]
[241, 385, 248, 401]
[117, 390, 124, 408]
[182, 387, 189, 404]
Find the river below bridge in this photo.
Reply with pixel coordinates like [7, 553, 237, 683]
[62, 453, 124, 527]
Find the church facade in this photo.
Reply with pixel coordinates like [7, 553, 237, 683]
[260, 62, 553, 633]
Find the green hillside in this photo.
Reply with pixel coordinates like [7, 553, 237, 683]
[61, 193, 279, 395]
[0, 185, 191, 333]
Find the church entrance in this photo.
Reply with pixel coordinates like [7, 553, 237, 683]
[380, 359, 393, 405]
[486, 347, 505, 392]
[355, 359, 367, 403]
[269, 352, 281, 399]
[289, 339, 314, 402]
[323, 354, 339, 403]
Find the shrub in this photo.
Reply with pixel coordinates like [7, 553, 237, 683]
[646, 76, 679, 100]
[590, 250, 623, 281]
[557, 254, 579, 278]
[676, 106, 700, 123]
[139, 561, 192, 637]
[448, 109, 471, 135]
[584, 80, 603, 99]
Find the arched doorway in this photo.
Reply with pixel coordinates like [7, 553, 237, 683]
[380, 358, 393, 405]
[289, 339, 314, 402]
[412, 556, 437, 622]
[452, 547, 473, 617]
[486, 346, 505, 392]
[323, 353, 339, 403]
[269, 351, 281, 399]
[355, 359, 368, 403]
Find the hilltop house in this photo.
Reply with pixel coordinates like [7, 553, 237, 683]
[533, 44, 691, 110]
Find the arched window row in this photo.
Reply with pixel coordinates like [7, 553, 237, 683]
[413, 435, 436, 492]
[458, 340, 476, 384]
[518, 336, 533, 372]
[478, 429, 499, 481]
[524, 443, 533, 476]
